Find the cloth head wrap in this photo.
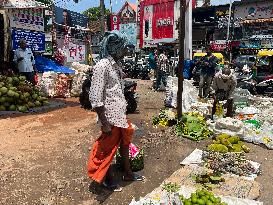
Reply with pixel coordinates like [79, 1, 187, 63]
[100, 30, 129, 59]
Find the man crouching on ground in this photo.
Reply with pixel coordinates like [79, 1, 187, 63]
[211, 66, 237, 118]
[87, 31, 144, 192]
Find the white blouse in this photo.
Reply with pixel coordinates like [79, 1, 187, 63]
[89, 56, 128, 128]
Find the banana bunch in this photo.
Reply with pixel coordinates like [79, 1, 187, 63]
[215, 102, 224, 117]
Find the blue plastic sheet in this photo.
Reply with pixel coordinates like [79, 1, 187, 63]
[35, 56, 75, 74]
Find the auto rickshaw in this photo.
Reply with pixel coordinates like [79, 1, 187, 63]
[255, 50, 273, 82]
[192, 52, 225, 84]
[193, 52, 225, 67]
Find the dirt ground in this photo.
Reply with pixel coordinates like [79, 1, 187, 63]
[0, 80, 272, 205]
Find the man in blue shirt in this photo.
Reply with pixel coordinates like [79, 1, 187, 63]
[148, 49, 157, 77]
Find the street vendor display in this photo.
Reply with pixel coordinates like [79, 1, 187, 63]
[0, 75, 48, 112]
[152, 110, 213, 141]
[176, 112, 213, 141]
[207, 134, 250, 153]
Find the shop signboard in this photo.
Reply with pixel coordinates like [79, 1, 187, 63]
[210, 40, 227, 51]
[110, 14, 120, 31]
[120, 23, 137, 45]
[7, 8, 44, 32]
[12, 28, 45, 51]
[66, 43, 86, 62]
[234, 2, 273, 20]
[152, 1, 174, 39]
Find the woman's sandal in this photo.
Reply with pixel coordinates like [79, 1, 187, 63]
[102, 182, 123, 192]
[122, 173, 145, 181]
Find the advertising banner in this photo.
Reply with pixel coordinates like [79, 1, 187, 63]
[54, 7, 88, 28]
[12, 28, 45, 51]
[120, 23, 137, 45]
[152, 1, 174, 39]
[143, 5, 153, 41]
[7, 8, 44, 32]
[66, 43, 86, 62]
[110, 14, 120, 31]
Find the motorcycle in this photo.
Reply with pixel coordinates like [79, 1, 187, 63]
[137, 58, 150, 80]
[79, 71, 138, 113]
[122, 59, 135, 78]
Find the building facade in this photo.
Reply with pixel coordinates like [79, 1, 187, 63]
[234, 0, 273, 52]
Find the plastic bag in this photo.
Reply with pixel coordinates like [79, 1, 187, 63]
[55, 74, 71, 98]
[38, 72, 58, 97]
[165, 77, 198, 112]
[70, 72, 87, 97]
[242, 122, 273, 149]
[215, 117, 244, 131]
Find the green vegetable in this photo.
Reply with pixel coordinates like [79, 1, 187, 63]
[162, 182, 180, 193]
[176, 113, 213, 141]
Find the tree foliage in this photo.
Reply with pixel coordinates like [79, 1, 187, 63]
[83, 6, 111, 21]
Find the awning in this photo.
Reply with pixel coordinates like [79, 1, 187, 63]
[149, 38, 176, 44]
[0, 0, 46, 9]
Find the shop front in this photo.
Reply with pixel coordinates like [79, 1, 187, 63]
[234, 0, 273, 52]
[192, 6, 215, 51]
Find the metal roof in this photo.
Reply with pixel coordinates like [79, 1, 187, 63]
[0, 0, 46, 9]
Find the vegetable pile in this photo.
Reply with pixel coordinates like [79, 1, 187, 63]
[207, 134, 250, 153]
[162, 182, 180, 193]
[202, 151, 258, 176]
[192, 172, 225, 189]
[176, 112, 213, 141]
[180, 189, 228, 205]
[0, 75, 48, 112]
[152, 109, 177, 127]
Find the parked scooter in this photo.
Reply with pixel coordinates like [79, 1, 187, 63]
[79, 71, 138, 113]
[122, 59, 135, 78]
[137, 58, 150, 80]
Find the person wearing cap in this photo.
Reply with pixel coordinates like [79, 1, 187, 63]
[13, 39, 36, 84]
[87, 31, 144, 192]
[211, 66, 237, 118]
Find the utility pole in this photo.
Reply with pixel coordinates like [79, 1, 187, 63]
[100, 0, 105, 37]
[177, 0, 186, 119]
[110, 0, 113, 14]
[227, 0, 233, 62]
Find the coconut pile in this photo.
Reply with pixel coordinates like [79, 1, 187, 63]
[0, 75, 48, 112]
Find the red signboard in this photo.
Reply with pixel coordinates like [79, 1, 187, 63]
[152, 1, 174, 39]
[211, 40, 241, 51]
[110, 14, 120, 31]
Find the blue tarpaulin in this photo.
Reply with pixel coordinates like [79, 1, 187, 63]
[35, 56, 75, 74]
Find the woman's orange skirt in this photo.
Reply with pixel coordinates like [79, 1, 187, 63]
[87, 121, 134, 183]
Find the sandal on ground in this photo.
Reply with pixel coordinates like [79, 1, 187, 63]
[122, 173, 145, 181]
[102, 182, 123, 192]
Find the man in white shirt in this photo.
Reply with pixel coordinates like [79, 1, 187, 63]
[156, 50, 168, 90]
[13, 39, 36, 84]
[87, 31, 144, 191]
[211, 66, 237, 117]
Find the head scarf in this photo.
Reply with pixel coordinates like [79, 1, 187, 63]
[100, 30, 129, 59]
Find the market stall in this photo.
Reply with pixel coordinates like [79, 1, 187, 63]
[141, 76, 273, 205]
